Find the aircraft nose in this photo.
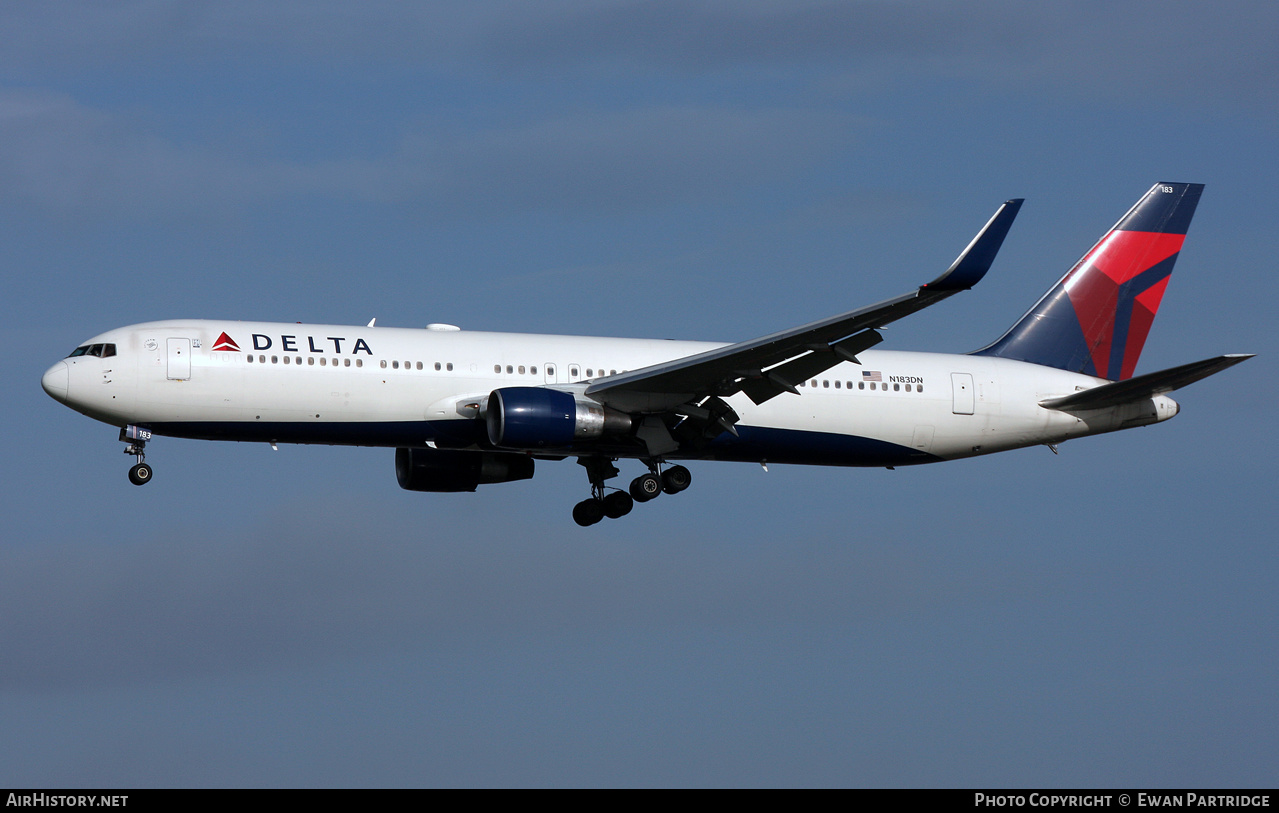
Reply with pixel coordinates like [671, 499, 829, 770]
[42, 361, 69, 403]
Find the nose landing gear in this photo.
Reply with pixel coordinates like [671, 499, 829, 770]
[121, 425, 154, 486]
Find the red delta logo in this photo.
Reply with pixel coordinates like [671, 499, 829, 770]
[212, 332, 241, 352]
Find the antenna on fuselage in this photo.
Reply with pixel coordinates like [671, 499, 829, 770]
[367, 318, 377, 327]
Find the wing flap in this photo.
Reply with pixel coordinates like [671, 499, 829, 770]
[740, 329, 883, 405]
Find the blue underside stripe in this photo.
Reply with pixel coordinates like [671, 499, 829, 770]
[145, 420, 940, 468]
[706, 425, 939, 467]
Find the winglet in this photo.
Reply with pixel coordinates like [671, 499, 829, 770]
[922, 198, 1024, 292]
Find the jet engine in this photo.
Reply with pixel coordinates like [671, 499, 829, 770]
[395, 447, 534, 492]
[486, 387, 632, 450]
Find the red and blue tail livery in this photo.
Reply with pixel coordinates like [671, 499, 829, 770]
[975, 182, 1203, 380]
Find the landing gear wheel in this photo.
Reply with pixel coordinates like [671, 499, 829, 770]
[128, 462, 153, 486]
[602, 491, 634, 519]
[661, 465, 691, 494]
[572, 498, 605, 527]
[629, 472, 662, 502]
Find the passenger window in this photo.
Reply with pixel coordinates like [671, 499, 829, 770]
[834, 380, 841, 389]
[382, 360, 389, 369]
[307, 357, 315, 366]
[247, 354, 254, 363]
[519, 365, 526, 375]
[356, 359, 362, 368]
[917, 385, 923, 393]
[893, 383, 900, 391]
[905, 384, 911, 392]
[446, 363, 453, 371]
[434, 362, 441, 371]
[272, 356, 279, 364]
[506, 365, 513, 374]
[343, 358, 350, 367]
[530, 365, 537, 375]
[416, 362, 423, 370]
[823, 380, 829, 388]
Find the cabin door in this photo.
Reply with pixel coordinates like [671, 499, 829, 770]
[167, 338, 191, 381]
[951, 372, 974, 415]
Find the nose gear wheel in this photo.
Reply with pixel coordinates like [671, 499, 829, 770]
[120, 425, 154, 486]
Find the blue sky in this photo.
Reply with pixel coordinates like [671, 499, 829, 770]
[2, 1, 1276, 787]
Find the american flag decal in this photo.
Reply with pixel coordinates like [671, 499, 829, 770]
[862, 370, 882, 382]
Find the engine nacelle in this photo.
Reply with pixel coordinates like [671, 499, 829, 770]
[395, 447, 534, 492]
[486, 387, 632, 450]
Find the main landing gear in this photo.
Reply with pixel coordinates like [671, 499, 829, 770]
[121, 425, 154, 486]
[573, 458, 629, 526]
[573, 457, 692, 526]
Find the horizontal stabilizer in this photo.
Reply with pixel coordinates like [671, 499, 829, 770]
[1039, 354, 1254, 411]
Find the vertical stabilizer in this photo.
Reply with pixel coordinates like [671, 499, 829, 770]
[974, 183, 1203, 380]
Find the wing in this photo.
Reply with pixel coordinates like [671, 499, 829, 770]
[586, 198, 1024, 415]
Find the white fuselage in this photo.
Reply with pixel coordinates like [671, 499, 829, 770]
[43, 319, 1179, 467]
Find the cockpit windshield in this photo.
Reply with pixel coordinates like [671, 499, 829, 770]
[67, 344, 116, 358]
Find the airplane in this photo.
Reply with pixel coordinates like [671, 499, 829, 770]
[41, 182, 1252, 526]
